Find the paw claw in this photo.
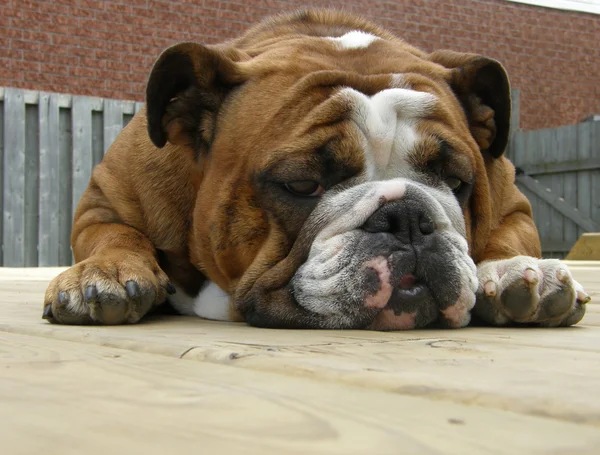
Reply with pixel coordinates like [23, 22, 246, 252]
[42, 305, 53, 320]
[577, 290, 591, 304]
[556, 269, 569, 283]
[125, 280, 140, 298]
[58, 291, 68, 305]
[484, 281, 497, 297]
[523, 268, 538, 285]
[166, 282, 176, 295]
[84, 285, 98, 301]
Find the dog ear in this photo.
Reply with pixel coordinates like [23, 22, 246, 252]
[429, 50, 511, 158]
[146, 42, 247, 150]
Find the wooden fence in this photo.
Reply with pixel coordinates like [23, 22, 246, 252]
[507, 91, 600, 258]
[0, 87, 598, 266]
[0, 87, 143, 267]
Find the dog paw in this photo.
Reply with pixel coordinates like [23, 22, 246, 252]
[474, 256, 590, 327]
[43, 250, 175, 325]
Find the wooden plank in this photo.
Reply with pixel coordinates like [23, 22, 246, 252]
[38, 93, 61, 266]
[533, 130, 552, 238]
[103, 99, 123, 154]
[0, 97, 4, 266]
[4, 333, 600, 455]
[23, 104, 39, 267]
[91, 110, 104, 167]
[549, 128, 564, 246]
[58, 107, 73, 266]
[560, 125, 579, 252]
[516, 175, 599, 232]
[518, 157, 600, 175]
[592, 121, 600, 227]
[71, 97, 94, 223]
[577, 123, 593, 239]
[566, 233, 600, 260]
[506, 88, 520, 163]
[2, 88, 26, 266]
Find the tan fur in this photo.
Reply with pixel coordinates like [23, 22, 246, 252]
[43, 9, 541, 326]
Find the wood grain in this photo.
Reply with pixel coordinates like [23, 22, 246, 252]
[2, 332, 600, 455]
[0, 266, 599, 453]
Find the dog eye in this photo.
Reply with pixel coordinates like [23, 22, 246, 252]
[444, 177, 463, 192]
[284, 181, 324, 197]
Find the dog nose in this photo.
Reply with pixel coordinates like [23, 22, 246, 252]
[362, 199, 436, 243]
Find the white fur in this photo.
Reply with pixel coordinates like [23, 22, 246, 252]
[340, 84, 436, 179]
[327, 31, 379, 49]
[169, 281, 233, 321]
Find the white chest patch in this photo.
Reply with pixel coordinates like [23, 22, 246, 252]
[169, 281, 233, 321]
[327, 31, 380, 49]
[340, 81, 437, 179]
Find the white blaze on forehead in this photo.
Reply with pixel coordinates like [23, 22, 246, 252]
[340, 80, 437, 179]
[327, 31, 380, 49]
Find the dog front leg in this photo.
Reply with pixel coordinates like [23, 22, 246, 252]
[42, 182, 173, 325]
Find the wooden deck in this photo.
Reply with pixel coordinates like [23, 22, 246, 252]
[1, 263, 599, 454]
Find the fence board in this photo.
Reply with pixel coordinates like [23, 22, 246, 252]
[71, 97, 94, 220]
[560, 125, 578, 247]
[0, 97, 3, 266]
[592, 121, 600, 227]
[58, 107, 73, 266]
[2, 88, 26, 266]
[576, 123, 592, 240]
[38, 93, 61, 266]
[104, 100, 123, 155]
[24, 105, 39, 267]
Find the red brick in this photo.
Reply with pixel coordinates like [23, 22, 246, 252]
[22, 61, 42, 72]
[12, 39, 41, 51]
[39, 3, 69, 15]
[106, 3, 132, 14]
[41, 63, 69, 75]
[0, 68, 23, 80]
[0, 0, 597, 129]
[70, 66, 96, 78]
[10, 18, 41, 30]
[24, 70, 52, 83]
[0, 48, 23, 59]
[105, 79, 132, 91]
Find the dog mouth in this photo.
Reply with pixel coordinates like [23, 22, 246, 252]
[360, 254, 442, 330]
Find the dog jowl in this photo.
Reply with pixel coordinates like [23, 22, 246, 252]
[43, 9, 590, 329]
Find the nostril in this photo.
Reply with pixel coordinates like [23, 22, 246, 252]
[419, 217, 435, 235]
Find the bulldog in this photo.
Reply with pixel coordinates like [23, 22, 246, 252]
[42, 9, 590, 330]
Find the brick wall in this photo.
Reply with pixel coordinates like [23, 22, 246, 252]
[1, 0, 598, 130]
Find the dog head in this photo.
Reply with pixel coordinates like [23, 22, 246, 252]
[145, 10, 511, 329]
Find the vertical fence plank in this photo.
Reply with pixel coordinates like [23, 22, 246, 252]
[592, 121, 600, 227]
[538, 130, 553, 241]
[38, 93, 61, 266]
[92, 110, 104, 167]
[507, 89, 520, 163]
[560, 125, 578, 247]
[549, 128, 564, 246]
[71, 97, 94, 223]
[3, 88, 26, 266]
[58, 106, 73, 266]
[576, 122, 592, 240]
[0, 96, 4, 266]
[104, 99, 123, 154]
[24, 104, 40, 267]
